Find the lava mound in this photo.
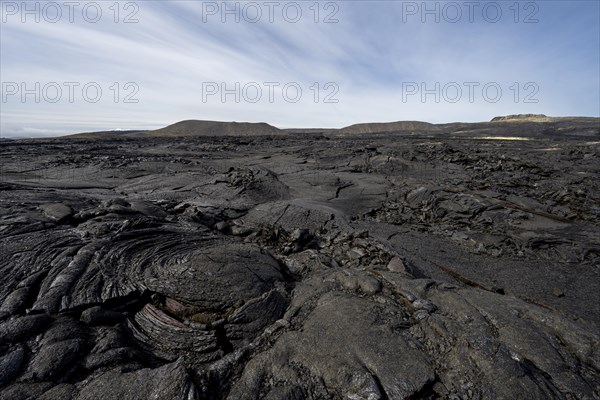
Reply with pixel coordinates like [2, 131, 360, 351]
[93, 233, 291, 363]
[143, 243, 285, 311]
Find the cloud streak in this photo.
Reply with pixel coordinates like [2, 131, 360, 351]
[1, 0, 598, 137]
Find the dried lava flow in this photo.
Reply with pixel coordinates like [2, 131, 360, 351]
[0, 129, 599, 399]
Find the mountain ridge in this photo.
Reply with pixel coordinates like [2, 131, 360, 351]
[56, 115, 600, 139]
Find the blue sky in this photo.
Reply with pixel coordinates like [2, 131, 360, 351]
[1, 0, 599, 137]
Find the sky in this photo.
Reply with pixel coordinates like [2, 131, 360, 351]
[1, 0, 599, 137]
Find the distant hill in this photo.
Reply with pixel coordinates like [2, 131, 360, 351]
[339, 121, 440, 134]
[328, 116, 598, 138]
[491, 114, 550, 122]
[58, 115, 599, 140]
[64, 120, 284, 139]
[140, 120, 284, 137]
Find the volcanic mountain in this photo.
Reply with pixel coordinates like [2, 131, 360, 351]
[66, 120, 283, 139]
[142, 120, 283, 137]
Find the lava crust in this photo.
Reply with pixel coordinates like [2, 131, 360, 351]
[0, 121, 599, 399]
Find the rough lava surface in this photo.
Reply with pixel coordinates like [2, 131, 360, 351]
[0, 117, 599, 399]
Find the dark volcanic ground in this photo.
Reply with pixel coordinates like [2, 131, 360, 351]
[0, 122, 599, 399]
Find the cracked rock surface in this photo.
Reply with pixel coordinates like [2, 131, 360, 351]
[0, 125, 599, 399]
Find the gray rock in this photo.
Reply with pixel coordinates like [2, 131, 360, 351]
[215, 221, 230, 232]
[412, 298, 437, 313]
[41, 317, 87, 344]
[75, 360, 196, 400]
[0, 315, 53, 343]
[0, 345, 25, 386]
[80, 306, 124, 326]
[387, 256, 408, 273]
[23, 339, 84, 381]
[0, 287, 32, 314]
[0, 382, 55, 400]
[229, 293, 435, 399]
[290, 228, 310, 242]
[83, 347, 139, 370]
[37, 384, 77, 400]
[230, 225, 253, 236]
[40, 203, 73, 221]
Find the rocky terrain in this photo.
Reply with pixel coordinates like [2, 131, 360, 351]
[0, 116, 599, 399]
